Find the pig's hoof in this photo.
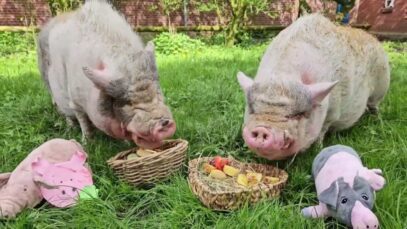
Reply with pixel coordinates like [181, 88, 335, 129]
[66, 117, 76, 127]
[316, 135, 325, 148]
[81, 133, 93, 144]
[367, 106, 379, 115]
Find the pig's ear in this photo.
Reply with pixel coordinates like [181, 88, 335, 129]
[145, 41, 155, 53]
[305, 81, 338, 105]
[318, 179, 339, 210]
[237, 72, 254, 93]
[82, 65, 112, 90]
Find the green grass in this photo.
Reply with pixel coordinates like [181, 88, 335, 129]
[0, 41, 406, 228]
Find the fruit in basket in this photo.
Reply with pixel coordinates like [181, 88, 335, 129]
[210, 156, 229, 170]
[136, 148, 156, 157]
[223, 165, 240, 177]
[203, 163, 216, 174]
[237, 174, 249, 187]
[209, 169, 227, 180]
[127, 153, 139, 160]
[246, 171, 263, 186]
[263, 176, 280, 184]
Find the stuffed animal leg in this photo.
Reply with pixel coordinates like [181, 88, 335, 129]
[0, 139, 85, 218]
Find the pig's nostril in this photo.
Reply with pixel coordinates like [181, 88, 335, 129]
[367, 226, 369, 229]
[252, 131, 258, 138]
[161, 120, 169, 127]
[263, 134, 268, 139]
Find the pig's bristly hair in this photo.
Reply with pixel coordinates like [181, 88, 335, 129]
[247, 81, 312, 115]
[78, 0, 147, 73]
[79, 1, 142, 48]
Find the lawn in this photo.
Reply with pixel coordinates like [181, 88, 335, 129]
[0, 40, 406, 228]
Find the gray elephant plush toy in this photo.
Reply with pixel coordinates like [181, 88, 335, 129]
[302, 145, 386, 228]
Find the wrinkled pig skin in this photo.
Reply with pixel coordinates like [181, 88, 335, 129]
[0, 139, 85, 218]
[37, 1, 176, 149]
[238, 14, 390, 160]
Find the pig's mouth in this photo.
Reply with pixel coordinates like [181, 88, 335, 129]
[242, 126, 296, 160]
[123, 121, 176, 149]
[132, 135, 164, 149]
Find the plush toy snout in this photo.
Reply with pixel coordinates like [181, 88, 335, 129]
[351, 201, 379, 229]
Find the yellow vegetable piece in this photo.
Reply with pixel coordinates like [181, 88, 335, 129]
[263, 176, 280, 184]
[127, 153, 139, 160]
[209, 169, 227, 180]
[246, 172, 262, 182]
[136, 149, 156, 157]
[237, 174, 248, 187]
[203, 163, 216, 174]
[223, 165, 240, 177]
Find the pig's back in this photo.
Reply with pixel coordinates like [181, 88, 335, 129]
[46, 1, 144, 110]
[258, 14, 382, 85]
[257, 14, 387, 131]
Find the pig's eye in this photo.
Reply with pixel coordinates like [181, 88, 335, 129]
[341, 197, 348, 204]
[286, 112, 306, 119]
[361, 194, 369, 200]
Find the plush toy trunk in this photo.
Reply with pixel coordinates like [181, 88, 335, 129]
[188, 157, 288, 211]
[107, 139, 188, 186]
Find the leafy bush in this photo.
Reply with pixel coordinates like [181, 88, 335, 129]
[0, 32, 36, 56]
[47, 0, 82, 16]
[198, 30, 276, 47]
[199, 32, 226, 46]
[153, 33, 204, 55]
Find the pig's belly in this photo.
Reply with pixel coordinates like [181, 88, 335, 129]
[48, 72, 74, 117]
[331, 88, 369, 131]
[315, 152, 363, 194]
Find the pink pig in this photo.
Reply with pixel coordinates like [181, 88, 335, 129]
[32, 150, 93, 208]
[0, 139, 87, 218]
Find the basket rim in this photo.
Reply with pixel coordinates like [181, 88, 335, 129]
[107, 139, 188, 166]
[188, 156, 289, 195]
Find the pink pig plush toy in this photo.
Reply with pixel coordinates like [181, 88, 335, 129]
[302, 145, 386, 228]
[32, 148, 93, 208]
[0, 139, 94, 218]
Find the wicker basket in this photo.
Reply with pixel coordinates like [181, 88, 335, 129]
[188, 157, 288, 211]
[107, 139, 188, 186]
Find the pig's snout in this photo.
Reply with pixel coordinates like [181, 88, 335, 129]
[243, 126, 293, 153]
[153, 119, 176, 140]
[130, 119, 176, 149]
[351, 201, 379, 229]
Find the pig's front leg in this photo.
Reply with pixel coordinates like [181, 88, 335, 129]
[301, 203, 330, 218]
[315, 124, 330, 147]
[70, 102, 93, 142]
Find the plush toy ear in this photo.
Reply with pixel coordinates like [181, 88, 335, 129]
[318, 179, 339, 210]
[237, 71, 254, 94]
[0, 172, 11, 188]
[31, 157, 52, 176]
[32, 174, 58, 189]
[69, 151, 87, 165]
[56, 151, 89, 172]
